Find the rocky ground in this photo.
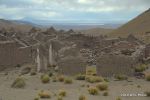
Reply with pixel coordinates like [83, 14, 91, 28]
[0, 69, 149, 100]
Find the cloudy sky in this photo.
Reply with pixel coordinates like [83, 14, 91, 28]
[0, 0, 149, 24]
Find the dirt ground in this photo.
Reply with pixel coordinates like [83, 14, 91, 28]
[0, 69, 149, 100]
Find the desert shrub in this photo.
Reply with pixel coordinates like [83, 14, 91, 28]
[103, 91, 109, 96]
[58, 75, 65, 82]
[79, 95, 87, 100]
[86, 76, 104, 83]
[11, 77, 26, 88]
[116, 97, 121, 100]
[86, 67, 97, 76]
[146, 74, 150, 81]
[145, 91, 150, 97]
[57, 96, 63, 100]
[114, 74, 128, 81]
[64, 77, 73, 84]
[38, 90, 51, 98]
[96, 82, 108, 91]
[41, 74, 50, 83]
[88, 87, 99, 95]
[48, 72, 53, 77]
[104, 78, 109, 82]
[58, 90, 67, 97]
[135, 64, 148, 72]
[75, 74, 86, 80]
[34, 96, 39, 100]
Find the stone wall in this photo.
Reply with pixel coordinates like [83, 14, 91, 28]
[58, 56, 86, 75]
[96, 54, 135, 77]
[0, 41, 33, 70]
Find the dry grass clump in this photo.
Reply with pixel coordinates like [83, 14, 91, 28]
[41, 74, 50, 83]
[135, 64, 148, 72]
[145, 91, 150, 97]
[85, 75, 104, 83]
[103, 91, 109, 96]
[34, 96, 39, 100]
[11, 77, 26, 88]
[64, 77, 73, 84]
[79, 95, 87, 100]
[88, 86, 99, 95]
[96, 82, 108, 91]
[145, 74, 150, 81]
[58, 90, 67, 97]
[114, 74, 128, 81]
[116, 97, 121, 100]
[58, 75, 65, 82]
[75, 74, 86, 80]
[38, 90, 51, 98]
[57, 96, 63, 100]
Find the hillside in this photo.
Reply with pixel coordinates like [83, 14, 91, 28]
[0, 19, 35, 32]
[78, 28, 113, 36]
[110, 8, 150, 37]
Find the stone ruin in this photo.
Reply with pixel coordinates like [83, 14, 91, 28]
[0, 27, 149, 77]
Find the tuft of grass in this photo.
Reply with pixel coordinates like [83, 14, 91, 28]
[64, 77, 73, 84]
[86, 66, 97, 76]
[88, 86, 99, 95]
[38, 90, 51, 98]
[58, 75, 65, 82]
[96, 82, 108, 91]
[11, 77, 26, 88]
[146, 74, 150, 81]
[79, 95, 87, 100]
[34, 96, 39, 100]
[41, 74, 50, 83]
[57, 96, 63, 100]
[58, 90, 67, 97]
[114, 74, 128, 81]
[145, 91, 150, 97]
[135, 64, 148, 72]
[116, 97, 121, 100]
[75, 74, 86, 80]
[85, 75, 104, 83]
[103, 91, 109, 96]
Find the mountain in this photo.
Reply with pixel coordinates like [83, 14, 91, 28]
[77, 28, 113, 36]
[0, 19, 37, 32]
[110, 8, 150, 37]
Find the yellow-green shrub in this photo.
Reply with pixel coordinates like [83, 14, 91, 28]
[11, 77, 26, 88]
[146, 74, 150, 81]
[64, 77, 73, 84]
[58, 90, 67, 97]
[86, 76, 104, 83]
[75, 74, 86, 80]
[96, 82, 108, 91]
[88, 86, 99, 95]
[79, 95, 87, 100]
[38, 90, 51, 98]
[41, 74, 50, 83]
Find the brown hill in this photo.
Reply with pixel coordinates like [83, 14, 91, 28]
[0, 19, 34, 32]
[110, 8, 150, 37]
[77, 28, 113, 36]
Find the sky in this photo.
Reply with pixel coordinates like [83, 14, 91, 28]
[0, 0, 149, 24]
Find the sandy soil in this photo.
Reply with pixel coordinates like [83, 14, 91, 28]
[0, 69, 149, 100]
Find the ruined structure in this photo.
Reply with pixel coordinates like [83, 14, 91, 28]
[0, 27, 148, 76]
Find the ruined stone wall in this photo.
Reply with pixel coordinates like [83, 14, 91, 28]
[96, 54, 135, 77]
[58, 57, 86, 75]
[0, 42, 33, 70]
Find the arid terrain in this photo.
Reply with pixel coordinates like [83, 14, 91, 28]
[0, 3, 150, 100]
